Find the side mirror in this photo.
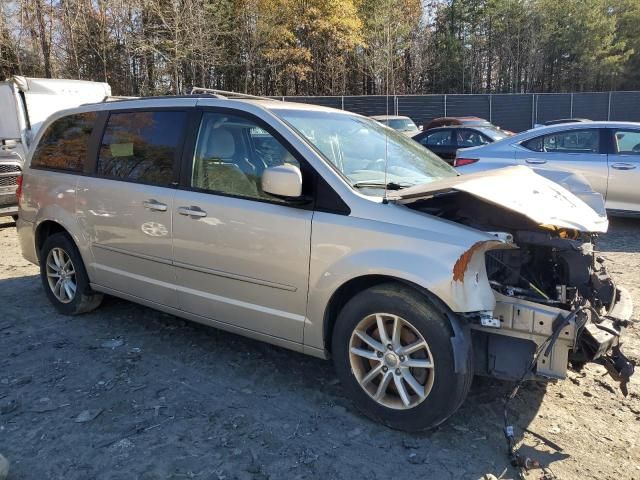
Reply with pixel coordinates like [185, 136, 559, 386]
[262, 164, 303, 198]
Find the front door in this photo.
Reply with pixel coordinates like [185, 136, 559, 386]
[76, 109, 188, 305]
[606, 128, 640, 213]
[172, 110, 313, 343]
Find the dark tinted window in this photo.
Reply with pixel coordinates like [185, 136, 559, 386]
[31, 112, 96, 171]
[97, 111, 186, 185]
[455, 128, 491, 147]
[421, 130, 452, 146]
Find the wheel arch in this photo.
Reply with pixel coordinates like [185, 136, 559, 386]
[35, 220, 71, 260]
[322, 275, 471, 374]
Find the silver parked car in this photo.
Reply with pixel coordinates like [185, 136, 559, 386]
[17, 93, 634, 431]
[370, 115, 420, 136]
[454, 121, 640, 216]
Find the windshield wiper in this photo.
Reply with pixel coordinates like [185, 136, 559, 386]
[352, 181, 413, 190]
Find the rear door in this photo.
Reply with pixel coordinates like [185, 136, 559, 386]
[515, 128, 609, 197]
[76, 108, 188, 305]
[171, 109, 313, 343]
[417, 129, 456, 162]
[605, 128, 640, 213]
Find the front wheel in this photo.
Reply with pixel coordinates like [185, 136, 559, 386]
[332, 283, 472, 431]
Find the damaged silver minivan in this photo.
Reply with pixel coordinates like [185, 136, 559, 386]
[17, 92, 635, 431]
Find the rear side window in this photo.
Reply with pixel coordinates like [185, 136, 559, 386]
[31, 112, 97, 171]
[421, 130, 452, 146]
[96, 111, 186, 185]
[522, 129, 600, 154]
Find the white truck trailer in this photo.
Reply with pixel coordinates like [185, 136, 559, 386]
[0, 76, 111, 218]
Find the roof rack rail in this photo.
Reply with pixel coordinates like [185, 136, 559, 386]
[105, 95, 139, 102]
[190, 87, 278, 101]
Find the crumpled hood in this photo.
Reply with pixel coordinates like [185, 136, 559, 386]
[388, 166, 608, 233]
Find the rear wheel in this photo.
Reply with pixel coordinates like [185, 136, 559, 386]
[40, 233, 103, 315]
[332, 283, 472, 431]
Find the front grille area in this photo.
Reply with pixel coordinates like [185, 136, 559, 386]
[0, 175, 18, 188]
[0, 164, 20, 174]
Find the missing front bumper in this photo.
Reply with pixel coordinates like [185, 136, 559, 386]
[469, 287, 635, 392]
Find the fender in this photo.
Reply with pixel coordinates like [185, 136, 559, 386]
[304, 212, 509, 353]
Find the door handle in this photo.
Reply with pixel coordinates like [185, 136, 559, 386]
[525, 158, 547, 164]
[143, 199, 168, 212]
[177, 206, 207, 218]
[611, 162, 636, 170]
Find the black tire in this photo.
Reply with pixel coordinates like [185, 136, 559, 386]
[332, 283, 472, 432]
[39, 232, 103, 315]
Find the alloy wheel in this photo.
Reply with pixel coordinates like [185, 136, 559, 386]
[349, 313, 435, 409]
[45, 247, 77, 304]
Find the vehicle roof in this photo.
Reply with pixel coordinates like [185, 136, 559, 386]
[370, 115, 412, 120]
[525, 120, 640, 135]
[430, 116, 488, 122]
[544, 117, 591, 124]
[422, 124, 499, 131]
[52, 95, 356, 116]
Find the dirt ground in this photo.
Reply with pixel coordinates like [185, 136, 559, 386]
[0, 217, 639, 480]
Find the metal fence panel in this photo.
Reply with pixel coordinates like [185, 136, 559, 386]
[343, 95, 394, 117]
[491, 94, 534, 132]
[610, 92, 640, 122]
[572, 92, 609, 120]
[397, 95, 445, 127]
[446, 94, 491, 121]
[278, 91, 640, 132]
[535, 94, 572, 124]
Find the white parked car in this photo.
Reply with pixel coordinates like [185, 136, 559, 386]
[370, 115, 420, 136]
[454, 121, 640, 216]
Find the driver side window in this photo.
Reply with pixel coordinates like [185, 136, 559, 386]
[191, 113, 300, 201]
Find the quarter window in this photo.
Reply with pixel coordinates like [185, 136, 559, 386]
[612, 130, 640, 155]
[522, 129, 599, 154]
[31, 112, 97, 171]
[191, 113, 300, 201]
[96, 111, 186, 185]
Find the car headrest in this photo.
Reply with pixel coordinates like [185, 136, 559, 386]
[205, 128, 235, 159]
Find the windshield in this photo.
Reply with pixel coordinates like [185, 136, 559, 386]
[385, 118, 418, 132]
[275, 109, 457, 191]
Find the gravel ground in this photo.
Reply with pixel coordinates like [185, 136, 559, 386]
[1, 217, 639, 480]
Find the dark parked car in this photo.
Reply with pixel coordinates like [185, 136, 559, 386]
[413, 125, 510, 163]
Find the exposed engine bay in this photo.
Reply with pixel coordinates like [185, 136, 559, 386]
[408, 191, 635, 393]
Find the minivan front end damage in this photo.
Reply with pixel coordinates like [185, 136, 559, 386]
[471, 230, 635, 394]
[392, 166, 635, 393]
